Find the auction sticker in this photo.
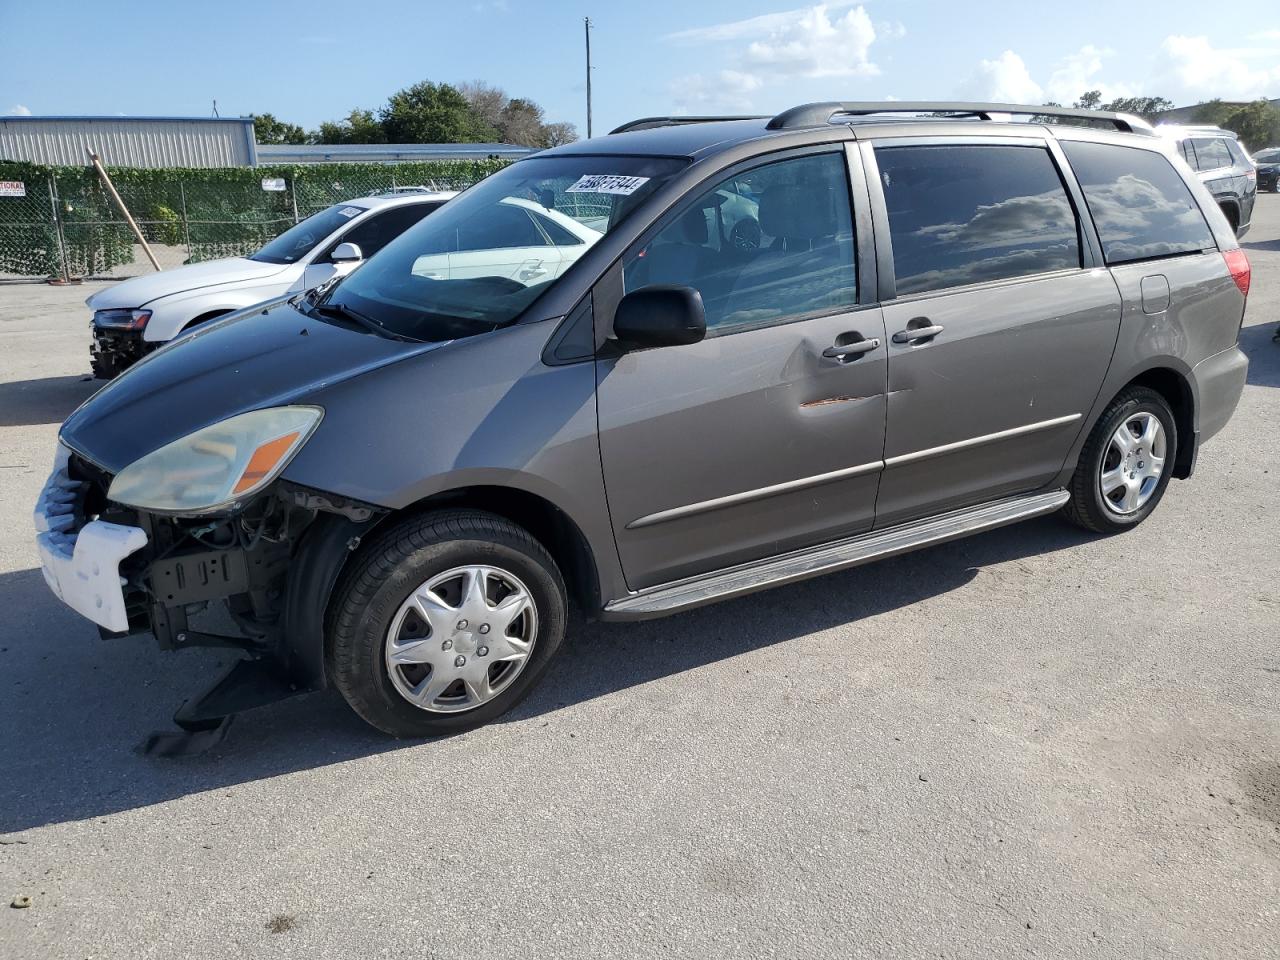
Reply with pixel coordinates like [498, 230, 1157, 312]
[565, 174, 649, 195]
[337, 206, 362, 218]
[0, 181, 26, 197]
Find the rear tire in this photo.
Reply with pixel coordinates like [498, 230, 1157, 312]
[1062, 386, 1177, 534]
[327, 510, 567, 738]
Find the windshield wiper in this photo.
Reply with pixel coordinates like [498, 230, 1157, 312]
[312, 299, 414, 341]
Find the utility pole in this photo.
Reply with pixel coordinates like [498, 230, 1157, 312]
[584, 17, 593, 138]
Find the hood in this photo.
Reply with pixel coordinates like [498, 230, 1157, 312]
[85, 257, 290, 310]
[61, 300, 442, 473]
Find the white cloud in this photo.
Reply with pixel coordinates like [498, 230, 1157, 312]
[5, 104, 32, 116]
[956, 51, 1043, 103]
[1045, 46, 1136, 104]
[668, 3, 892, 113]
[1153, 35, 1280, 101]
[669, 70, 764, 114]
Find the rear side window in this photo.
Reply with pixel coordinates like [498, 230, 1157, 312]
[1061, 141, 1215, 265]
[1191, 137, 1232, 171]
[876, 144, 1081, 296]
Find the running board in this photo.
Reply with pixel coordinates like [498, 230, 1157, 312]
[602, 489, 1069, 620]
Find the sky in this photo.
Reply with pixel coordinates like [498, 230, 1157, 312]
[1, 0, 1277, 138]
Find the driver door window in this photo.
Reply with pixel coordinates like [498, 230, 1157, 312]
[622, 152, 857, 335]
[320, 203, 439, 263]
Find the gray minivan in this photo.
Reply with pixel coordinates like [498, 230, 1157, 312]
[36, 102, 1250, 742]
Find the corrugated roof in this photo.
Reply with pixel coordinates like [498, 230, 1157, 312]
[255, 142, 537, 164]
[0, 116, 257, 168]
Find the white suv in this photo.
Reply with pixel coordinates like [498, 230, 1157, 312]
[86, 191, 455, 377]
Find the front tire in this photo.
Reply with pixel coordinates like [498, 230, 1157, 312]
[1062, 386, 1177, 534]
[327, 510, 567, 737]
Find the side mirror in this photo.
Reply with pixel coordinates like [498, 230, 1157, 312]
[612, 285, 706, 349]
[330, 242, 363, 263]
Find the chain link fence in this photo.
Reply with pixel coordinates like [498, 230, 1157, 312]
[0, 160, 509, 281]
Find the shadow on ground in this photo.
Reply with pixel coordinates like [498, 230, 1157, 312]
[0, 375, 98, 427]
[1240, 321, 1280, 388]
[0, 515, 1095, 834]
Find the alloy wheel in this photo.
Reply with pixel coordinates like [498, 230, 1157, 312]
[1099, 412, 1167, 515]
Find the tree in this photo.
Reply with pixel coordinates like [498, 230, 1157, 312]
[542, 121, 578, 147]
[499, 98, 547, 146]
[1075, 90, 1103, 111]
[1070, 91, 1172, 122]
[308, 79, 578, 146]
[1102, 96, 1173, 122]
[251, 113, 308, 145]
[380, 81, 490, 144]
[458, 81, 507, 136]
[314, 108, 386, 144]
[1192, 99, 1234, 127]
[1219, 100, 1280, 152]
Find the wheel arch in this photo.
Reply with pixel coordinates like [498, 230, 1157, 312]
[1217, 197, 1240, 231]
[282, 484, 603, 693]
[1118, 366, 1196, 479]
[380, 486, 603, 614]
[182, 308, 234, 332]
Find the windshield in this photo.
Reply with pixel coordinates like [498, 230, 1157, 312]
[1256, 149, 1280, 164]
[324, 155, 687, 341]
[250, 203, 368, 264]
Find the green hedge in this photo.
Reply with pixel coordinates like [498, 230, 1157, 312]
[0, 158, 510, 276]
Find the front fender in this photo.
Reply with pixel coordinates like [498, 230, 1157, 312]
[143, 281, 297, 342]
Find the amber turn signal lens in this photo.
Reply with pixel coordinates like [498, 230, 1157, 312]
[232, 431, 301, 495]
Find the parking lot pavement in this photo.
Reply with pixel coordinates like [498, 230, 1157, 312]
[1, 199, 1278, 960]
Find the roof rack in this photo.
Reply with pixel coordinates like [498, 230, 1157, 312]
[765, 101, 1156, 135]
[610, 115, 768, 135]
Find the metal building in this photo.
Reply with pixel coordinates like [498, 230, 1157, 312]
[255, 142, 537, 164]
[0, 116, 258, 168]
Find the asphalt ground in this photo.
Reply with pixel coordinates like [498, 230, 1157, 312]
[1, 196, 1278, 959]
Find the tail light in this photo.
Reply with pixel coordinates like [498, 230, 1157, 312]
[1224, 248, 1251, 297]
[1246, 168, 1256, 182]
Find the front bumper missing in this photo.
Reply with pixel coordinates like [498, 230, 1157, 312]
[33, 449, 383, 749]
[90, 325, 150, 378]
[34, 447, 148, 633]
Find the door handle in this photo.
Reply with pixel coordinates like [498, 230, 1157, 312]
[822, 337, 880, 360]
[891, 323, 945, 344]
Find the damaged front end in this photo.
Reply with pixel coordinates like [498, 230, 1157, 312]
[36, 445, 383, 753]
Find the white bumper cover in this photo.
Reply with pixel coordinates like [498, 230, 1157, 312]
[33, 446, 148, 633]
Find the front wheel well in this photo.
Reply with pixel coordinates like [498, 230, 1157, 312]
[182, 309, 233, 332]
[1123, 368, 1195, 478]
[370, 487, 601, 613]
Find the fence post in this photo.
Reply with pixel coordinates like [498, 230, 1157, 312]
[391, 168, 397, 191]
[47, 173, 71, 282]
[289, 178, 300, 224]
[178, 180, 192, 258]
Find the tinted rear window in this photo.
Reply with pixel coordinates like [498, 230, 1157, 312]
[877, 144, 1081, 295]
[1062, 141, 1215, 265]
[1191, 137, 1232, 171]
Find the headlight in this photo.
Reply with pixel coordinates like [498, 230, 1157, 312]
[107, 406, 323, 514]
[93, 308, 152, 330]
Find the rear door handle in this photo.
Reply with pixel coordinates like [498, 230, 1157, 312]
[822, 337, 880, 359]
[891, 323, 945, 344]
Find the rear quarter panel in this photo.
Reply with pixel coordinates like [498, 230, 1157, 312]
[1050, 251, 1245, 486]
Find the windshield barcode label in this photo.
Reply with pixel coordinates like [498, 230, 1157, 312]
[565, 175, 650, 196]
